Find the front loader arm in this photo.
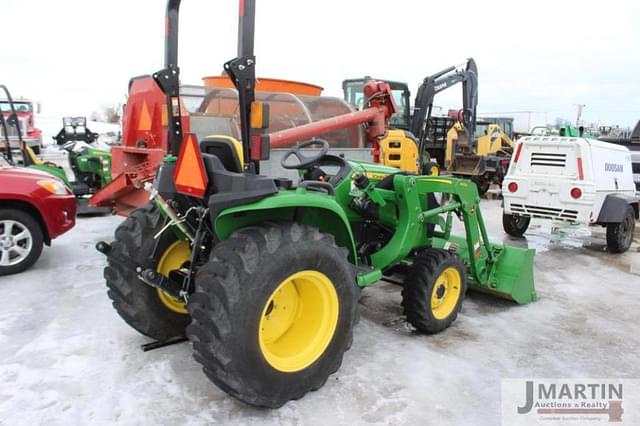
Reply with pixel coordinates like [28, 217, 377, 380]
[365, 174, 536, 304]
[368, 175, 490, 276]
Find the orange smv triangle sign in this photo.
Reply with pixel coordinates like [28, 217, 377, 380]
[174, 133, 209, 198]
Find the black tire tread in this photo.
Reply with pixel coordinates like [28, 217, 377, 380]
[502, 213, 530, 237]
[104, 203, 190, 340]
[186, 222, 358, 408]
[401, 248, 467, 334]
[606, 205, 635, 253]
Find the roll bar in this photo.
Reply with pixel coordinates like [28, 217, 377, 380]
[155, 0, 259, 172]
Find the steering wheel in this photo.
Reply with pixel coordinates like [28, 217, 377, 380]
[280, 139, 330, 170]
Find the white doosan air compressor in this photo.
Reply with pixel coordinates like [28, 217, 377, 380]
[502, 136, 639, 253]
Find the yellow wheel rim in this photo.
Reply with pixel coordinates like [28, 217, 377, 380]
[430, 165, 440, 176]
[259, 271, 339, 372]
[156, 240, 191, 315]
[430, 267, 462, 320]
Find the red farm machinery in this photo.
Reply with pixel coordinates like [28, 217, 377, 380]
[90, 75, 366, 215]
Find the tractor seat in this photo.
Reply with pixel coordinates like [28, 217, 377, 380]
[199, 136, 244, 173]
[24, 146, 49, 167]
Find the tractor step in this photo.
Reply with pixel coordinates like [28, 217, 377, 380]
[356, 265, 382, 287]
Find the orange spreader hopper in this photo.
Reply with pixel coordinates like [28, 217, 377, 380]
[90, 75, 362, 216]
[203, 76, 323, 96]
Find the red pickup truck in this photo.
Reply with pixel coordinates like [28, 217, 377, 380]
[0, 163, 76, 275]
[0, 98, 43, 153]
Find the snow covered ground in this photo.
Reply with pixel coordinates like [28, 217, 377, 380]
[0, 199, 638, 425]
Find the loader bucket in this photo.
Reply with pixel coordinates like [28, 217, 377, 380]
[432, 235, 536, 304]
[449, 154, 487, 176]
[485, 243, 536, 304]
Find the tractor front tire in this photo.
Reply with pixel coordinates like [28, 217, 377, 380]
[606, 205, 636, 253]
[187, 222, 359, 408]
[104, 203, 191, 341]
[402, 248, 467, 334]
[503, 213, 531, 237]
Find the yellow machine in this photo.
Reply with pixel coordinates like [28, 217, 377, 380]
[343, 60, 480, 176]
[378, 129, 420, 173]
[445, 120, 515, 193]
[446, 122, 515, 164]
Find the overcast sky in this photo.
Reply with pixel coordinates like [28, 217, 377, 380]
[2, 0, 639, 128]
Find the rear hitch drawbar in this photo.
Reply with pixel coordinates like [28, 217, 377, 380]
[96, 241, 112, 255]
[96, 240, 189, 352]
[95, 241, 185, 300]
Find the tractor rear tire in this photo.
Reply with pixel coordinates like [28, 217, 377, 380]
[104, 203, 191, 341]
[402, 248, 467, 334]
[187, 222, 359, 408]
[606, 205, 635, 253]
[503, 213, 530, 237]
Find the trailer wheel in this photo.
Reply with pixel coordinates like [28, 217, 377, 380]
[606, 205, 635, 253]
[402, 248, 467, 334]
[187, 222, 359, 408]
[104, 203, 190, 341]
[471, 175, 491, 195]
[503, 213, 530, 237]
[0, 209, 44, 276]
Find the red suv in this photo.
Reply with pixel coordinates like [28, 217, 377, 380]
[0, 163, 76, 275]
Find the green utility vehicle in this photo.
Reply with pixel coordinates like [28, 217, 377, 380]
[53, 117, 113, 197]
[97, 0, 536, 409]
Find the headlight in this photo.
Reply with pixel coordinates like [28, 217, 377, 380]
[37, 179, 70, 195]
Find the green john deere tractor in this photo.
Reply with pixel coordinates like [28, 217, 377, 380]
[97, 0, 536, 408]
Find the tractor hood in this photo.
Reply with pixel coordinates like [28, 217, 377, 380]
[351, 160, 402, 182]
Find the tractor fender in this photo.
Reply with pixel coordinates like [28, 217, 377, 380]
[596, 193, 639, 223]
[214, 191, 358, 264]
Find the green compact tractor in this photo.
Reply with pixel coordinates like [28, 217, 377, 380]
[97, 0, 536, 408]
